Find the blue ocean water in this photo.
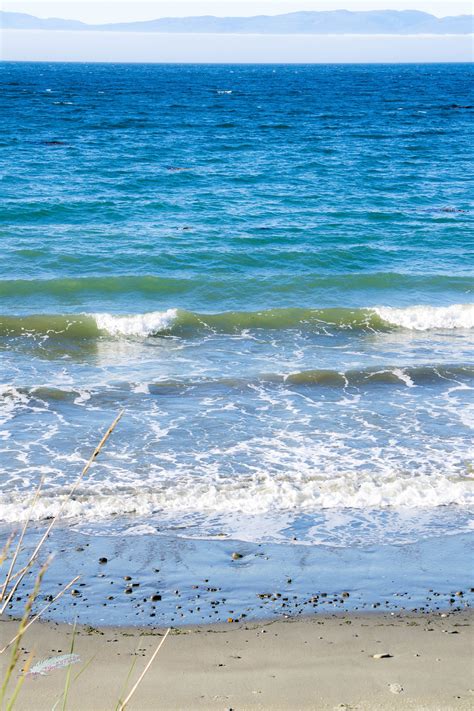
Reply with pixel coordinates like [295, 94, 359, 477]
[0, 62, 473, 550]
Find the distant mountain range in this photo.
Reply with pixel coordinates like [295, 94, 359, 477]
[1, 9, 473, 34]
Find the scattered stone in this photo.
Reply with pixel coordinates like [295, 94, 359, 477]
[124, 588, 133, 595]
[372, 653, 393, 659]
[124, 576, 132, 581]
[231, 552, 243, 560]
[389, 683, 403, 694]
[150, 594, 162, 602]
[98, 557, 108, 564]
[342, 591, 350, 598]
[71, 589, 81, 597]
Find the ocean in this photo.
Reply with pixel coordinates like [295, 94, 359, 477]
[1, 62, 473, 623]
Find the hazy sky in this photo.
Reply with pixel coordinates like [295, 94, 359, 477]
[3, 30, 472, 63]
[3, 1, 472, 63]
[4, 0, 472, 23]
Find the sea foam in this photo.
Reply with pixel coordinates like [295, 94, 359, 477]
[0, 469, 471, 536]
[93, 308, 178, 337]
[373, 303, 474, 330]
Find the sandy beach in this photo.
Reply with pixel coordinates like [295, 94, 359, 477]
[1, 610, 473, 710]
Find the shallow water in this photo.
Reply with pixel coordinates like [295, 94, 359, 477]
[0, 63, 473, 554]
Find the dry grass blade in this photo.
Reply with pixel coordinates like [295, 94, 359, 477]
[0, 476, 45, 608]
[0, 532, 15, 567]
[1, 410, 123, 613]
[4, 650, 34, 711]
[0, 575, 80, 655]
[0, 560, 48, 705]
[60, 620, 77, 711]
[117, 628, 171, 711]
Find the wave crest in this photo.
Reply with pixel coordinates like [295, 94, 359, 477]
[0, 468, 471, 527]
[374, 304, 474, 330]
[0, 303, 472, 339]
[93, 308, 178, 337]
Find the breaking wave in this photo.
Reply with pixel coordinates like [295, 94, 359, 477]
[0, 303, 473, 339]
[0, 467, 471, 527]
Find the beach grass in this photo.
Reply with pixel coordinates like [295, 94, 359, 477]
[0, 410, 171, 709]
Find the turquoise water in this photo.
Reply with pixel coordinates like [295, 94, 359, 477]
[0, 62, 473, 549]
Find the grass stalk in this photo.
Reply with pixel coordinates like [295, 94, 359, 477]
[0, 532, 15, 567]
[4, 410, 123, 601]
[0, 411, 124, 708]
[114, 654, 139, 711]
[5, 651, 34, 711]
[0, 575, 79, 655]
[60, 620, 77, 711]
[0, 561, 47, 706]
[117, 628, 171, 711]
[0, 477, 45, 613]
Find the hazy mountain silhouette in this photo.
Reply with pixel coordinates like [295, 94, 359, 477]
[1, 9, 472, 34]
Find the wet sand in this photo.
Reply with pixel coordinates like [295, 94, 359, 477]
[2, 610, 473, 710]
[4, 526, 473, 628]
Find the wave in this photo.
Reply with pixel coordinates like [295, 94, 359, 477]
[93, 308, 177, 337]
[0, 467, 471, 526]
[282, 364, 474, 387]
[1, 365, 472, 415]
[0, 272, 471, 300]
[373, 304, 474, 331]
[0, 304, 473, 339]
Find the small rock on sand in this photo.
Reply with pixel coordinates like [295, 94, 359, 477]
[372, 653, 393, 659]
[389, 683, 403, 694]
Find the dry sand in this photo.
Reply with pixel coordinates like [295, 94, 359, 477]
[1, 610, 473, 710]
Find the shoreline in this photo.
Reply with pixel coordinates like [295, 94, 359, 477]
[2, 609, 473, 710]
[4, 525, 473, 628]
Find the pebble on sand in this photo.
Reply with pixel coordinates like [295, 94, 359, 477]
[389, 683, 403, 694]
[231, 552, 243, 560]
[372, 653, 393, 659]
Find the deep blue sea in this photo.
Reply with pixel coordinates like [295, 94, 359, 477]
[0, 63, 473, 556]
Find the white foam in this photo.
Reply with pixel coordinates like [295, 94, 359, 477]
[392, 368, 416, 388]
[92, 309, 178, 337]
[0, 385, 29, 425]
[1, 465, 471, 527]
[373, 304, 474, 330]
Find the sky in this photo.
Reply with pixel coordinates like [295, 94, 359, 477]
[2, 1, 472, 63]
[3, 30, 471, 63]
[4, 0, 473, 23]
